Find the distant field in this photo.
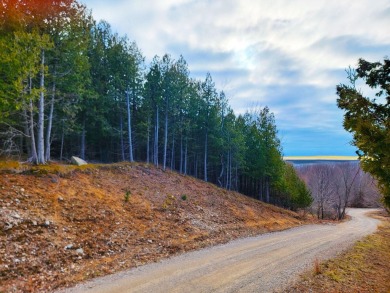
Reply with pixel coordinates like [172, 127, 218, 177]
[284, 156, 359, 165]
[283, 156, 358, 161]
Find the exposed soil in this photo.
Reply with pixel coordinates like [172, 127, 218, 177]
[0, 161, 308, 292]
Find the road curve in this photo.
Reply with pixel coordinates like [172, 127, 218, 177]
[58, 208, 379, 293]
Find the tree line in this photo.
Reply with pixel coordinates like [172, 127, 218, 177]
[0, 0, 312, 210]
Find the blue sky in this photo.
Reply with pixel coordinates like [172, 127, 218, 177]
[82, 0, 390, 156]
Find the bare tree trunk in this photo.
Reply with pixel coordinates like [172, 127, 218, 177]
[170, 133, 175, 170]
[265, 176, 270, 203]
[28, 98, 38, 163]
[235, 163, 238, 191]
[22, 107, 31, 158]
[184, 138, 188, 175]
[163, 100, 168, 170]
[60, 120, 64, 161]
[126, 90, 134, 162]
[154, 107, 159, 166]
[218, 154, 224, 187]
[180, 133, 183, 174]
[195, 153, 198, 178]
[204, 131, 208, 182]
[81, 119, 86, 160]
[229, 149, 233, 190]
[146, 116, 150, 164]
[45, 79, 55, 162]
[120, 114, 125, 161]
[37, 49, 45, 164]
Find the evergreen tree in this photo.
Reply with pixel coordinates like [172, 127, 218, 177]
[337, 58, 390, 210]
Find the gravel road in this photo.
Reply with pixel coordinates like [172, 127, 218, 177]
[58, 208, 379, 293]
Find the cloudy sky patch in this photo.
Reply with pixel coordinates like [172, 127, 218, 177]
[83, 0, 389, 156]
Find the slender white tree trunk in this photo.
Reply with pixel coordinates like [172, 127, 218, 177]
[163, 99, 168, 170]
[29, 98, 38, 163]
[120, 114, 125, 161]
[126, 90, 134, 162]
[154, 107, 159, 166]
[45, 79, 55, 161]
[37, 49, 45, 164]
[60, 120, 64, 161]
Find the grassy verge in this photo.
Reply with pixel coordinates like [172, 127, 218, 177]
[288, 210, 390, 292]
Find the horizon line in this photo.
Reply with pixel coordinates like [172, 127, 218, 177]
[283, 156, 359, 161]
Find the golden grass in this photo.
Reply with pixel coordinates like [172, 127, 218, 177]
[289, 211, 390, 292]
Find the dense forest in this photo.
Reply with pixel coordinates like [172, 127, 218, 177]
[0, 0, 312, 209]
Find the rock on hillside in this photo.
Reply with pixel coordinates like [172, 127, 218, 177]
[0, 162, 306, 292]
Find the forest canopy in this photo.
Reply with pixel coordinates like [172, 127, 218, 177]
[0, 0, 312, 209]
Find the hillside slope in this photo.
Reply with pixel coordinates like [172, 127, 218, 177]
[1, 162, 306, 292]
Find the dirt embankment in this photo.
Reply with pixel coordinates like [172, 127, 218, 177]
[0, 162, 307, 292]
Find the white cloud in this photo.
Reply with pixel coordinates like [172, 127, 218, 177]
[82, 0, 390, 155]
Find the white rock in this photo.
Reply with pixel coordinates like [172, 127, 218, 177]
[64, 244, 73, 250]
[71, 156, 88, 166]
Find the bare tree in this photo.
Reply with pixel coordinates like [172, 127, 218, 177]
[333, 163, 360, 220]
[350, 170, 382, 208]
[297, 162, 381, 220]
[0, 125, 24, 158]
[307, 164, 335, 219]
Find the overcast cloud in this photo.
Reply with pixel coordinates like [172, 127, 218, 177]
[82, 0, 390, 156]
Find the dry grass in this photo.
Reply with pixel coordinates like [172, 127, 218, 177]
[288, 210, 390, 293]
[0, 161, 310, 293]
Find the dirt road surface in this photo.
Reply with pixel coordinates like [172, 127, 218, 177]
[58, 208, 379, 293]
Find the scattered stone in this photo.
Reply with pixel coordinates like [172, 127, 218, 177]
[5, 223, 13, 230]
[20, 188, 25, 193]
[71, 156, 88, 166]
[64, 244, 74, 250]
[147, 239, 153, 244]
[32, 221, 37, 226]
[12, 213, 21, 219]
[76, 248, 84, 255]
[44, 220, 50, 227]
[58, 197, 64, 202]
